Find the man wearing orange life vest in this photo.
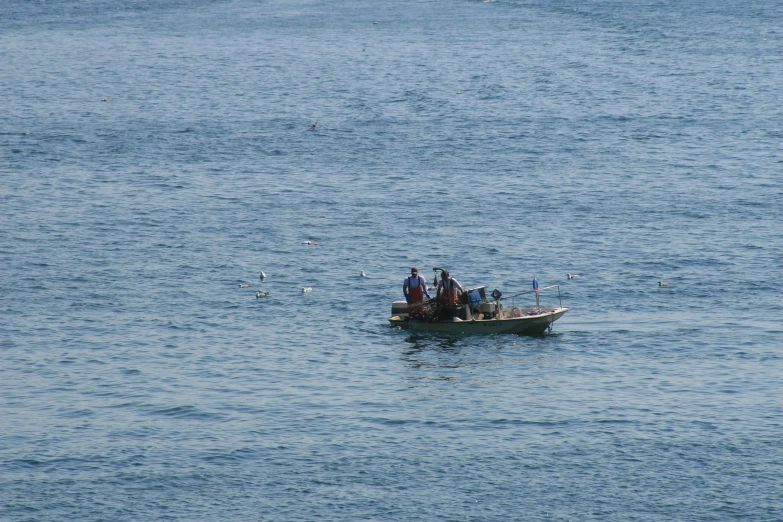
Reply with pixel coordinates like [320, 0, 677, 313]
[437, 269, 464, 304]
[403, 267, 430, 305]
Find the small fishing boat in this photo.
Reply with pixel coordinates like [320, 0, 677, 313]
[389, 269, 568, 335]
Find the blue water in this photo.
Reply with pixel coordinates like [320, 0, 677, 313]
[2, 0, 782, 519]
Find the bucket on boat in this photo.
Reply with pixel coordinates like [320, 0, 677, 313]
[468, 290, 482, 308]
[466, 287, 486, 309]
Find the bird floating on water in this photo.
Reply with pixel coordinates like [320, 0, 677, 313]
[567, 273, 580, 280]
[303, 241, 319, 246]
[256, 291, 270, 299]
[360, 270, 367, 278]
[302, 287, 313, 293]
[239, 284, 250, 288]
[260, 271, 267, 280]
[658, 281, 671, 287]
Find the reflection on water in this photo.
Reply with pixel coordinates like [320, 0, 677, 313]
[398, 330, 568, 389]
[401, 333, 463, 372]
[404, 332, 461, 351]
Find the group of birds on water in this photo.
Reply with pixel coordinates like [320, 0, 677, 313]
[235, 241, 334, 298]
[241, 268, 368, 299]
[241, 269, 672, 300]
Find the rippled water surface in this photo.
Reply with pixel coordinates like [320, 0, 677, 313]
[2, 0, 782, 520]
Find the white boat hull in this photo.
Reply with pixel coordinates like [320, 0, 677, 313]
[389, 307, 568, 335]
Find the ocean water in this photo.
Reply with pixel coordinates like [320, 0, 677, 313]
[1, 0, 782, 519]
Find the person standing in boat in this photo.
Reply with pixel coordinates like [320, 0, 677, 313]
[437, 269, 464, 304]
[403, 267, 430, 304]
